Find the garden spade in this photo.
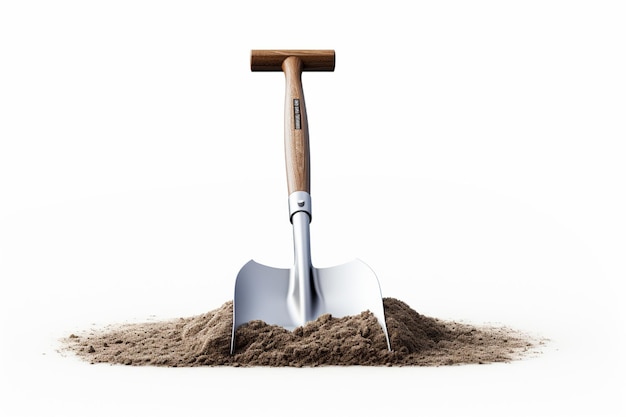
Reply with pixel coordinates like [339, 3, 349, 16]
[231, 50, 391, 354]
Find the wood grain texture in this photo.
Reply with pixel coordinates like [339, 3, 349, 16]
[251, 50, 335, 72]
[282, 56, 310, 194]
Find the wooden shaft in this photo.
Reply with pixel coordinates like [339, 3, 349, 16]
[251, 50, 335, 72]
[282, 56, 310, 194]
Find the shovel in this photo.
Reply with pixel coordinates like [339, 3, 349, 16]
[231, 50, 391, 354]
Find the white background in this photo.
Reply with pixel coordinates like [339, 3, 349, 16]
[1, 1, 624, 416]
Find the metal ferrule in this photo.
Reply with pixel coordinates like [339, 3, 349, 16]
[288, 191, 312, 223]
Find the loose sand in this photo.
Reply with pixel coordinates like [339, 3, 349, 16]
[62, 298, 544, 367]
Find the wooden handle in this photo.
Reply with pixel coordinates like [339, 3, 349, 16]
[251, 50, 335, 195]
[282, 56, 310, 194]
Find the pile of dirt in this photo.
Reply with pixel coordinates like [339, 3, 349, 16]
[61, 298, 543, 367]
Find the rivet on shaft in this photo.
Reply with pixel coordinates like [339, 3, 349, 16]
[297, 200, 305, 207]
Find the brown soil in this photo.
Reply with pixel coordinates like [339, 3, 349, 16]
[61, 298, 544, 367]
